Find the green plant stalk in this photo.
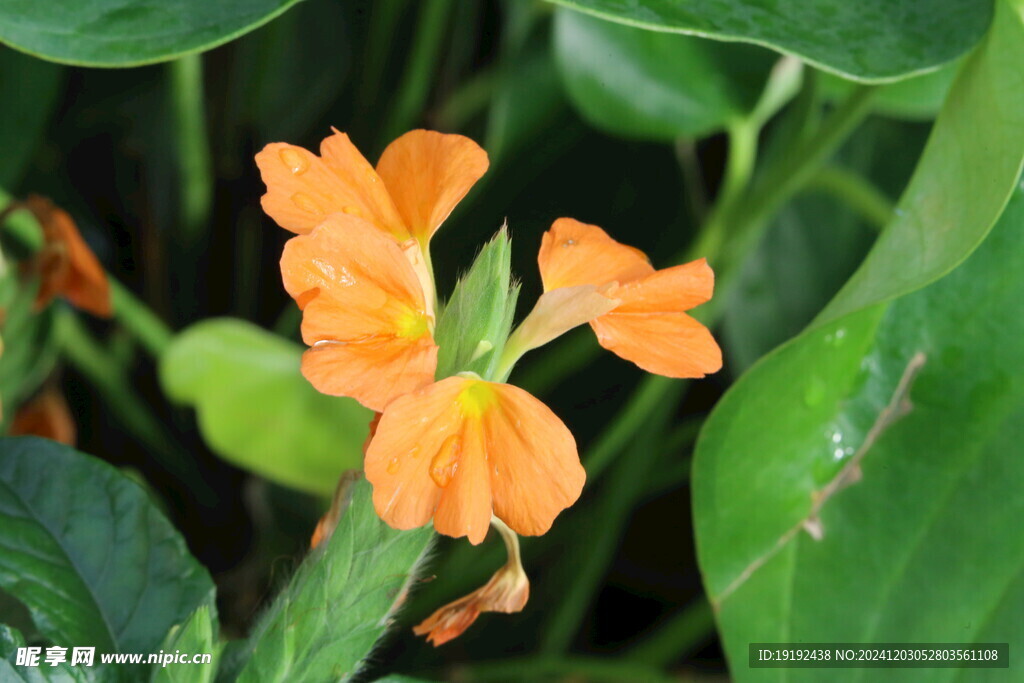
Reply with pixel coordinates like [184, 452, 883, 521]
[382, 0, 452, 142]
[56, 309, 215, 504]
[624, 597, 715, 665]
[435, 64, 499, 130]
[808, 163, 895, 230]
[0, 194, 175, 358]
[169, 54, 214, 247]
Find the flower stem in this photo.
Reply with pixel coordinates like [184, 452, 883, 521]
[169, 54, 213, 248]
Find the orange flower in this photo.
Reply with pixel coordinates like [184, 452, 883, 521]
[10, 388, 76, 446]
[256, 129, 488, 246]
[25, 195, 111, 317]
[538, 218, 722, 378]
[364, 375, 585, 545]
[415, 518, 529, 645]
[280, 213, 438, 412]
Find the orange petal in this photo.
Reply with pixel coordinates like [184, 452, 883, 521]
[610, 258, 714, 313]
[256, 130, 408, 239]
[538, 218, 653, 291]
[376, 130, 489, 244]
[280, 214, 437, 410]
[590, 259, 721, 378]
[301, 337, 438, 413]
[592, 311, 722, 379]
[10, 388, 76, 446]
[414, 543, 529, 646]
[484, 384, 585, 537]
[365, 377, 584, 544]
[365, 378, 466, 534]
[27, 196, 111, 317]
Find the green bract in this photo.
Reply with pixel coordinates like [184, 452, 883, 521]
[433, 229, 519, 381]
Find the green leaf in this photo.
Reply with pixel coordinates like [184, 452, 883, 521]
[434, 229, 519, 381]
[0, 438, 214, 653]
[819, 0, 1024, 325]
[0, 624, 96, 682]
[0, 292, 59, 432]
[694, 2, 1024, 673]
[235, 479, 433, 682]
[694, 179, 1024, 679]
[0, 0, 304, 68]
[547, 0, 990, 82]
[160, 318, 372, 496]
[0, 47, 63, 187]
[554, 8, 774, 140]
[820, 61, 960, 121]
[150, 606, 219, 683]
[722, 119, 930, 371]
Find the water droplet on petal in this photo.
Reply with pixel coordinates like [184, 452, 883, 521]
[279, 148, 310, 175]
[408, 445, 421, 459]
[343, 205, 363, 217]
[561, 239, 576, 248]
[430, 434, 462, 488]
[292, 192, 323, 215]
[387, 456, 401, 474]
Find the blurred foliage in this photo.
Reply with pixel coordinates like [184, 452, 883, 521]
[0, 0, 1020, 681]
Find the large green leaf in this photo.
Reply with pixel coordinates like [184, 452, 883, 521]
[547, 0, 991, 82]
[160, 318, 372, 496]
[235, 479, 433, 682]
[818, 0, 1024, 324]
[0, 0, 303, 68]
[694, 1, 1024, 674]
[694, 180, 1024, 679]
[722, 119, 930, 371]
[554, 8, 774, 140]
[0, 438, 214, 653]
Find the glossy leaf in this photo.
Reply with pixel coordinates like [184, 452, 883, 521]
[694, 1, 1024, 673]
[695, 181, 1024, 678]
[722, 120, 930, 371]
[160, 318, 372, 496]
[434, 229, 519, 380]
[547, 0, 990, 82]
[819, 0, 1024, 324]
[235, 479, 433, 682]
[0, 0, 303, 68]
[554, 8, 774, 140]
[0, 438, 214, 653]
